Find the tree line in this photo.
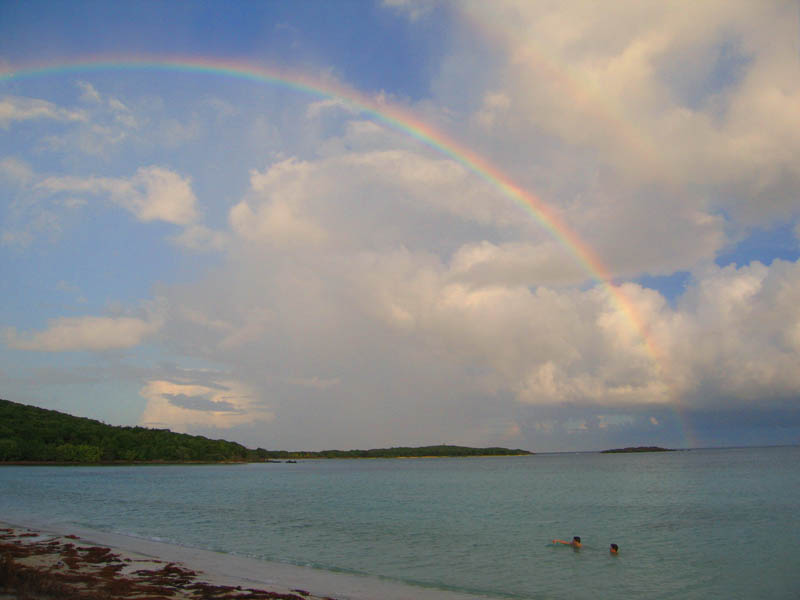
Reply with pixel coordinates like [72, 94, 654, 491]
[0, 399, 531, 463]
[0, 399, 260, 463]
[272, 446, 532, 459]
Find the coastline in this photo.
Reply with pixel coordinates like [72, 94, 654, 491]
[0, 519, 494, 600]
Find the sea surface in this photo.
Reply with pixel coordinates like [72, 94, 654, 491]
[1, 446, 799, 599]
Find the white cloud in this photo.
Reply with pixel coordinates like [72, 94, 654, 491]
[669, 260, 800, 406]
[230, 189, 328, 248]
[172, 224, 228, 252]
[229, 149, 525, 257]
[473, 91, 511, 130]
[306, 98, 359, 119]
[154, 140, 794, 437]
[448, 240, 588, 287]
[192, 192, 800, 421]
[446, 0, 800, 237]
[37, 166, 199, 225]
[4, 161, 212, 250]
[139, 379, 274, 431]
[24, 83, 204, 157]
[6, 314, 161, 352]
[0, 95, 85, 127]
[77, 81, 103, 104]
[77, 81, 138, 129]
[125, 167, 198, 224]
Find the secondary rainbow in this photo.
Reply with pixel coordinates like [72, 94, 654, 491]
[1, 56, 695, 446]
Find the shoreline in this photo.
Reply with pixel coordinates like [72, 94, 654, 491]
[0, 521, 325, 600]
[0, 520, 494, 600]
[0, 453, 532, 467]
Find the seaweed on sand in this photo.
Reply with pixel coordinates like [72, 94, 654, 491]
[0, 529, 338, 600]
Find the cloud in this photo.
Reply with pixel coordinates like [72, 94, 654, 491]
[163, 393, 238, 413]
[1, 230, 34, 247]
[437, 0, 800, 265]
[448, 240, 589, 287]
[164, 168, 800, 447]
[228, 149, 526, 259]
[77, 81, 103, 104]
[306, 98, 359, 119]
[1, 208, 63, 248]
[145, 129, 799, 449]
[139, 379, 274, 430]
[171, 224, 228, 252]
[3, 159, 214, 250]
[0, 95, 86, 127]
[382, 0, 438, 21]
[0, 157, 34, 186]
[26, 83, 206, 157]
[229, 162, 329, 248]
[37, 166, 198, 225]
[6, 314, 161, 352]
[669, 260, 800, 407]
[76, 81, 136, 127]
[472, 91, 511, 130]
[3, 4, 799, 452]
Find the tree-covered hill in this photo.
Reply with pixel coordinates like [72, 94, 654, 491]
[0, 398, 532, 463]
[0, 398, 261, 463]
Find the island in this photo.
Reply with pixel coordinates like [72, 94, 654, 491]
[601, 446, 675, 453]
[0, 398, 531, 463]
[275, 446, 532, 459]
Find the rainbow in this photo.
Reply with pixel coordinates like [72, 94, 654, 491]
[0, 56, 696, 447]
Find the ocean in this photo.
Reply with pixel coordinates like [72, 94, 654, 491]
[1, 446, 798, 599]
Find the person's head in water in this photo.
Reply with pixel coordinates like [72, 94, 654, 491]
[573, 536, 581, 546]
[610, 543, 619, 554]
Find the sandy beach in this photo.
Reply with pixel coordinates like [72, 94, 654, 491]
[0, 520, 493, 600]
[0, 522, 338, 600]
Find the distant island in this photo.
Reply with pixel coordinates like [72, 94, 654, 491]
[601, 446, 675, 453]
[273, 446, 532, 459]
[0, 399, 531, 464]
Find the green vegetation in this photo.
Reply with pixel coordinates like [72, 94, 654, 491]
[264, 445, 532, 459]
[601, 446, 674, 453]
[0, 399, 260, 463]
[0, 399, 531, 463]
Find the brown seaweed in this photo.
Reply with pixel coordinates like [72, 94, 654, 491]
[0, 528, 341, 600]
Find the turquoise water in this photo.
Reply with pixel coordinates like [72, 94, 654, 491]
[1, 447, 799, 599]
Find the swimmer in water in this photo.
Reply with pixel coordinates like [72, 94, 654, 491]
[552, 536, 582, 548]
[610, 543, 619, 554]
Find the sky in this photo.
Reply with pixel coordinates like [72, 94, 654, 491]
[1, 1, 799, 452]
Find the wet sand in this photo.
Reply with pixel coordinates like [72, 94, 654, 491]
[0, 523, 333, 600]
[0, 521, 493, 600]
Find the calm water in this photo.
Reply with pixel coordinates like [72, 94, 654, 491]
[1, 447, 799, 599]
